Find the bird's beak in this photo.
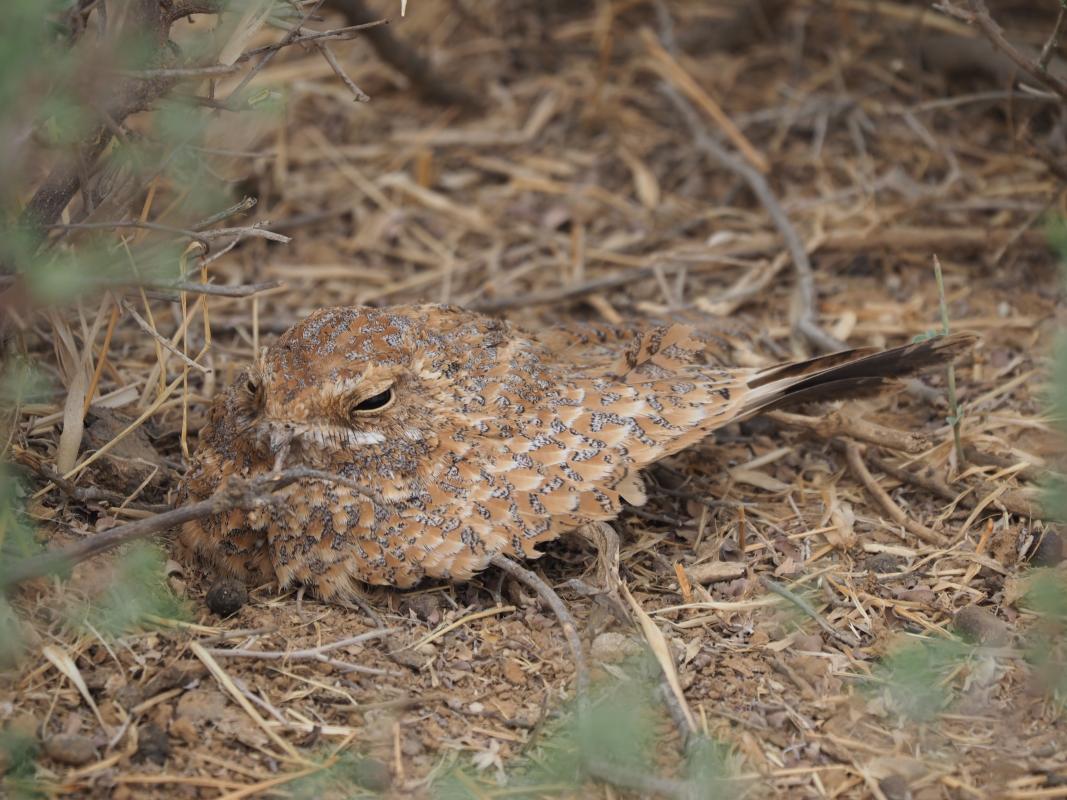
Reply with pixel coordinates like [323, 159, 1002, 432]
[269, 427, 293, 472]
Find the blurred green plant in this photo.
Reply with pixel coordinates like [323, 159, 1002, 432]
[0, 725, 44, 800]
[0, 0, 287, 670]
[289, 751, 391, 799]
[0, 0, 291, 301]
[434, 652, 740, 800]
[64, 542, 187, 638]
[1025, 217, 1067, 703]
[870, 636, 972, 722]
[1021, 569, 1067, 702]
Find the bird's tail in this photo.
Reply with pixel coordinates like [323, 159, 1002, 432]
[740, 332, 977, 416]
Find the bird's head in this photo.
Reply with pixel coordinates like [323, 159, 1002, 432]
[210, 305, 510, 482]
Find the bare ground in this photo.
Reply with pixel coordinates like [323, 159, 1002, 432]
[3, 1, 1067, 798]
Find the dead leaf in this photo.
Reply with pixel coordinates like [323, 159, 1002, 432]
[619, 148, 661, 209]
[621, 583, 696, 734]
[43, 646, 110, 736]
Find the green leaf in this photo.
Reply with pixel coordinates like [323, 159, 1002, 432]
[68, 543, 187, 637]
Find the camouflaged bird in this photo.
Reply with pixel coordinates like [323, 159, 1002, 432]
[178, 305, 973, 599]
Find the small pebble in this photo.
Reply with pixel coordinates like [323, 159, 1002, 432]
[868, 553, 902, 574]
[879, 774, 911, 800]
[115, 684, 145, 711]
[405, 593, 442, 624]
[954, 605, 1010, 647]
[590, 631, 641, 664]
[793, 633, 823, 652]
[135, 723, 169, 765]
[390, 643, 435, 670]
[1030, 530, 1064, 568]
[205, 578, 248, 617]
[44, 734, 96, 766]
[350, 756, 391, 792]
[401, 736, 425, 757]
[896, 587, 935, 605]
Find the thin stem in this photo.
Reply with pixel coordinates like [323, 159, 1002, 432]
[934, 256, 965, 467]
[1039, 1, 1067, 70]
[490, 555, 589, 702]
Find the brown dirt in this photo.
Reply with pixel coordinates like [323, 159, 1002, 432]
[4, 1, 1067, 798]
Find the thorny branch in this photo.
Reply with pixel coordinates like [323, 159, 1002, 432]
[16, 0, 176, 255]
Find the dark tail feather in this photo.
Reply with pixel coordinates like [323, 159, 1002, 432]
[742, 332, 976, 416]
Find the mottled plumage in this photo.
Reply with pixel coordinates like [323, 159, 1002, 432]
[178, 305, 972, 599]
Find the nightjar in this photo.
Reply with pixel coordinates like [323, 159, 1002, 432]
[178, 305, 972, 599]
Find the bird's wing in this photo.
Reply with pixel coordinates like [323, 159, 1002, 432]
[348, 324, 753, 585]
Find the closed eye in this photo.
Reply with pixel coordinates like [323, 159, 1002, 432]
[240, 373, 264, 413]
[350, 387, 394, 414]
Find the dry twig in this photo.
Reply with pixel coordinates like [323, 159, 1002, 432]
[938, 0, 1067, 99]
[766, 409, 930, 453]
[759, 575, 861, 648]
[844, 441, 948, 546]
[658, 84, 844, 354]
[328, 0, 483, 109]
[1, 467, 367, 590]
[490, 554, 589, 700]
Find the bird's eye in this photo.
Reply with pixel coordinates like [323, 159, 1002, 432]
[350, 387, 394, 415]
[241, 375, 264, 410]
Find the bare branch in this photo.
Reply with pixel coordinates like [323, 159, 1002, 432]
[938, 0, 1067, 100]
[327, 0, 484, 109]
[490, 555, 589, 700]
[164, 280, 282, 298]
[316, 40, 370, 102]
[1039, 3, 1067, 69]
[844, 441, 949, 547]
[1, 467, 369, 591]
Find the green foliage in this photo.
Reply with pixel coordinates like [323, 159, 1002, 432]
[870, 637, 971, 721]
[66, 543, 187, 638]
[1046, 215, 1067, 269]
[0, 599, 27, 669]
[289, 752, 388, 799]
[0, 363, 51, 667]
[1028, 218, 1067, 702]
[0, 726, 43, 800]
[0, 0, 293, 669]
[434, 653, 737, 799]
[0, 0, 288, 296]
[1024, 568, 1067, 621]
[0, 464, 40, 578]
[1021, 569, 1067, 701]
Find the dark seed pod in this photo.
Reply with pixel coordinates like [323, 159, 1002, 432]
[205, 577, 248, 617]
